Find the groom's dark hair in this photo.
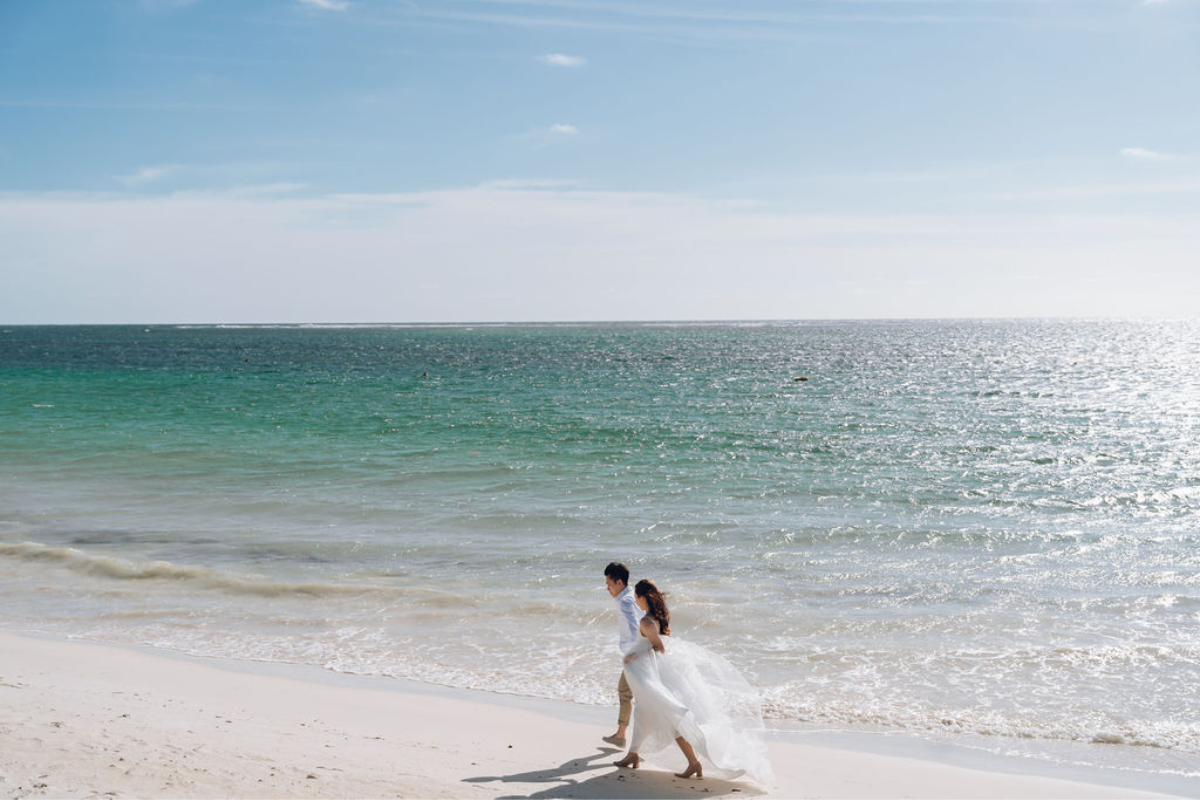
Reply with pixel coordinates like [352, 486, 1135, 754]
[604, 562, 630, 586]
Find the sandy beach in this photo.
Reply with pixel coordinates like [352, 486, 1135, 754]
[0, 630, 1183, 800]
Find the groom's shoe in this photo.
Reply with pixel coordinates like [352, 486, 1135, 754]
[602, 735, 627, 747]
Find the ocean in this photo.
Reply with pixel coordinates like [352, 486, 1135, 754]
[2, 321, 1198, 784]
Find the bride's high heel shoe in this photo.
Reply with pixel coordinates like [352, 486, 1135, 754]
[675, 761, 703, 780]
[613, 753, 640, 769]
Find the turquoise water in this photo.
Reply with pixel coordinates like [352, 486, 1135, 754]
[2, 321, 1199, 781]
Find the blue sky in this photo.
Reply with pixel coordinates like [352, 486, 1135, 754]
[2, 0, 1198, 323]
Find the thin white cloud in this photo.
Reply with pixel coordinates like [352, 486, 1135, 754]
[1121, 147, 1170, 161]
[1003, 176, 1200, 201]
[516, 124, 581, 145]
[118, 165, 180, 187]
[0, 99, 237, 110]
[298, 0, 350, 11]
[3, 185, 1198, 323]
[140, 0, 199, 11]
[224, 183, 310, 197]
[540, 53, 586, 67]
[480, 178, 587, 190]
[409, 0, 1046, 41]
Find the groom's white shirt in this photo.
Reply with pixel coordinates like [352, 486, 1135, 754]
[616, 585, 644, 657]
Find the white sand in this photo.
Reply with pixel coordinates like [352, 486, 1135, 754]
[0, 631, 1180, 799]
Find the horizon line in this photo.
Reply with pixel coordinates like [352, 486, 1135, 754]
[4, 315, 1195, 329]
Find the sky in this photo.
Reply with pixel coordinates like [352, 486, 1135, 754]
[2, 0, 1199, 323]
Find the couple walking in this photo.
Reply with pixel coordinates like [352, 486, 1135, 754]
[602, 562, 773, 785]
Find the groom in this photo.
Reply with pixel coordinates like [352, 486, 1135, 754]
[603, 561, 643, 747]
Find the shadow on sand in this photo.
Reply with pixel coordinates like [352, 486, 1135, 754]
[464, 747, 765, 799]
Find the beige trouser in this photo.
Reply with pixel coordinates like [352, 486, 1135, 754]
[617, 670, 633, 727]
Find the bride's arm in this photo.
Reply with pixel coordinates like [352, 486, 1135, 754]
[640, 617, 666, 654]
[623, 618, 667, 663]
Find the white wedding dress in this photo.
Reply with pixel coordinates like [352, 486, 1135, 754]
[623, 630, 774, 785]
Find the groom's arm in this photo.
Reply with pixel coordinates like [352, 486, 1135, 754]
[617, 594, 640, 655]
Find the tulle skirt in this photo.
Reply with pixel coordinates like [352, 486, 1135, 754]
[623, 636, 774, 786]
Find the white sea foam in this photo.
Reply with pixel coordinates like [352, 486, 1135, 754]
[0, 541, 463, 602]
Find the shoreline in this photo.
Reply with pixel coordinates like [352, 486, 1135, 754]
[1, 630, 1191, 799]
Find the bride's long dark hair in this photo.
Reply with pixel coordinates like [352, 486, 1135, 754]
[634, 579, 670, 635]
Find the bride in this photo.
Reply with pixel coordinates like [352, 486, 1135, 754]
[612, 579, 774, 785]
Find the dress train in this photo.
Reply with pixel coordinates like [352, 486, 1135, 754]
[622, 636, 774, 785]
